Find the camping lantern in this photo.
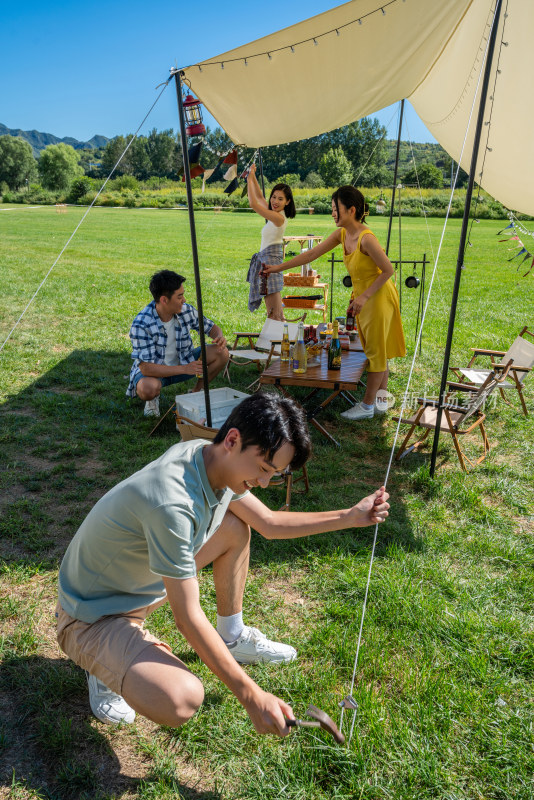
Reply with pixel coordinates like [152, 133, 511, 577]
[183, 94, 206, 136]
[376, 196, 386, 214]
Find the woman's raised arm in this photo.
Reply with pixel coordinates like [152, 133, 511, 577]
[263, 229, 341, 274]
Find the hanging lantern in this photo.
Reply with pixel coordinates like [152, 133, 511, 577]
[376, 195, 386, 214]
[183, 94, 206, 136]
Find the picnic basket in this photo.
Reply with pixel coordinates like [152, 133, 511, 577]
[282, 294, 322, 309]
[283, 273, 321, 287]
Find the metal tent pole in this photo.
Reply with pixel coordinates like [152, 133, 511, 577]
[258, 147, 266, 197]
[386, 98, 404, 256]
[429, 0, 503, 476]
[173, 69, 212, 427]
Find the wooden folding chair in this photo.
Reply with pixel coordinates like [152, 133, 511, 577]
[394, 362, 512, 471]
[174, 412, 309, 509]
[450, 326, 534, 416]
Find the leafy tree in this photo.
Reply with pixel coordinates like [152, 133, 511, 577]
[129, 137, 151, 181]
[101, 135, 133, 177]
[302, 171, 324, 188]
[146, 129, 179, 178]
[403, 162, 444, 188]
[38, 143, 83, 190]
[0, 136, 37, 190]
[319, 147, 353, 186]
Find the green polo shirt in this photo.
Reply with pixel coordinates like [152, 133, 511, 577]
[58, 439, 246, 623]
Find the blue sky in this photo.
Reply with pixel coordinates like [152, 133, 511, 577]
[1, 0, 436, 145]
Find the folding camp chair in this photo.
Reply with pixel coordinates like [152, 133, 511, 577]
[394, 362, 512, 471]
[174, 411, 309, 509]
[224, 318, 302, 388]
[450, 326, 534, 416]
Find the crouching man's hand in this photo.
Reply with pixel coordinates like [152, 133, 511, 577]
[242, 687, 294, 737]
[350, 486, 390, 527]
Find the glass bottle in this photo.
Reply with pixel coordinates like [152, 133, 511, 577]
[260, 263, 268, 295]
[280, 323, 290, 362]
[328, 319, 342, 370]
[346, 302, 355, 332]
[292, 321, 307, 374]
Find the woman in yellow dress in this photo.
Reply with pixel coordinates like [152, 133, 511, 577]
[264, 185, 405, 420]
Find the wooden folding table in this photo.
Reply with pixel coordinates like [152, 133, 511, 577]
[260, 347, 367, 446]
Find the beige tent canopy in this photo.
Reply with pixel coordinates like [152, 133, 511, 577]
[182, 0, 532, 215]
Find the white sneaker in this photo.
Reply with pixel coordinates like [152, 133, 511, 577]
[143, 398, 160, 418]
[341, 402, 374, 421]
[86, 671, 136, 724]
[225, 626, 297, 665]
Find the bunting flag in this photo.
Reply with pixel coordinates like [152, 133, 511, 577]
[223, 177, 239, 195]
[223, 149, 238, 181]
[205, 158, 226, 184]
[497, 214, 533, 276]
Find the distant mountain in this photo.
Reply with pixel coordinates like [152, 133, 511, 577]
[0, 123, 109, 156]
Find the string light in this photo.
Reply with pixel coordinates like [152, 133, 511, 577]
[182, 0, 400, 70]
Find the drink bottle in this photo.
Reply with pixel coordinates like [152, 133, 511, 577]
[292, 321, 307, 374]
[280, 323, 290, 362]
[260, 263, 268, 295]
[328, 320, 342, 370]
[346, 303, 355, 331]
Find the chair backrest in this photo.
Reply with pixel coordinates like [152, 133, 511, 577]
[460, 362, 512, 423]
[501, 330, 534, 384]
[255, 319, 299, 353]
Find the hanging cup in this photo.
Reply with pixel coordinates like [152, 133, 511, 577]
[405, 274, 420, 289]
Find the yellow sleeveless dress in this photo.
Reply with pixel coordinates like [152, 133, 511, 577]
[341, 227, 406, 372]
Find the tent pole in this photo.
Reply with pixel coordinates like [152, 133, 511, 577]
[173, 69, 212, 427]
[429, 0, 503, 476]
[258, 148, 266, 197]
[386, 98, 404, 256]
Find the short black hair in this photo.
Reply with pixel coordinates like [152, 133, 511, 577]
[213, 392, 311, 470]
[149, 270, 186, 302]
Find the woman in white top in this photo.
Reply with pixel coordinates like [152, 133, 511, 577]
[246, 164, 296, 320]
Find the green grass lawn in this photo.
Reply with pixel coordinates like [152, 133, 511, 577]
[0, 206, 533, 799]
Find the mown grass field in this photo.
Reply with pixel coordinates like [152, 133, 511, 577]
[0, 205, 533, 800]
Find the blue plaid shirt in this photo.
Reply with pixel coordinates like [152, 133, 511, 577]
[127, 300, 214, 398]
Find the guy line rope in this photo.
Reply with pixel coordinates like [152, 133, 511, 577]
[339, 7, 501, 743]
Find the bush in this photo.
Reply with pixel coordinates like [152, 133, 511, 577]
[302, 172, 324, 188]
[112, 175, 139, 191]
[68, 176, 93, 203]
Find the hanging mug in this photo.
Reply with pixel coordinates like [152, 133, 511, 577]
[342, 275, 352, 288]
[405, 274, 420, 289]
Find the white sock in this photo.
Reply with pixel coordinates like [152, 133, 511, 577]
[217, 612, 244, 643]
[362, 401, 374, 411]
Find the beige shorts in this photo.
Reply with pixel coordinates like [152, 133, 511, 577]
[55, 600, 171, 695]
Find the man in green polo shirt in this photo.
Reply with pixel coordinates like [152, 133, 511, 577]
[56, 392, 390, 736]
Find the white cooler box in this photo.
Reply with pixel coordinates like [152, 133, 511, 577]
[175, 388, 250, 430]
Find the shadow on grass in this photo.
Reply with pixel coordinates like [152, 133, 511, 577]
[0, 654, 223, 800]
[0, 349, 422, 575]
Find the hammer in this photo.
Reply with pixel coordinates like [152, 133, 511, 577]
[286, 704, 345, 744]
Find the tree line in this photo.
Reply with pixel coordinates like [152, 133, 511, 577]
[0, 121, 465, 196]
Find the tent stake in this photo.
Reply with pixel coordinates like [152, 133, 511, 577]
[172, 69, 212, 427]
[430, 0, 503, 476]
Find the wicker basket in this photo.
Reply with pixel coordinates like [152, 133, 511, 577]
[282, 296, 318, 308]
[283, 273, 321, 287]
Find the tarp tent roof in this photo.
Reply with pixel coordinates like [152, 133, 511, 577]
[182, 0, 533, 215]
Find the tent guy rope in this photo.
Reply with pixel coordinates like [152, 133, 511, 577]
[0, 81, 171, 355]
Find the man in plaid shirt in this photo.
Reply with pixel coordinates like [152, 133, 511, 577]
[127, 270, 228, 417]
